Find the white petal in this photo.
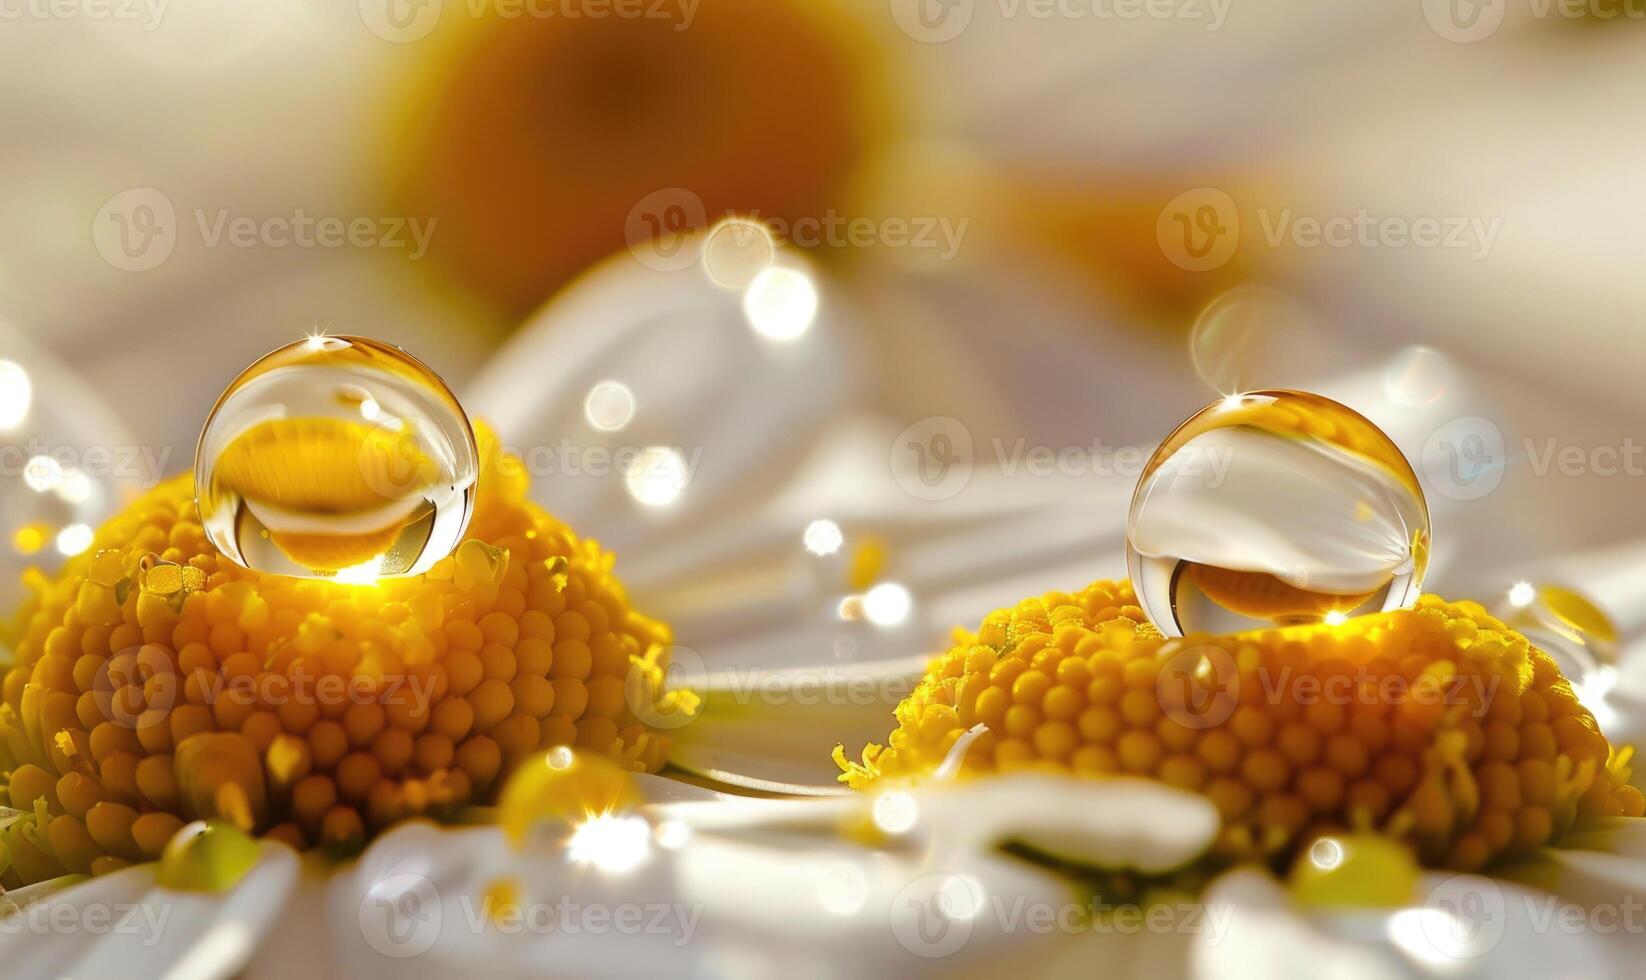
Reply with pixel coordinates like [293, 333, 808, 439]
[467, 252, 867, 559]
[0, 841, 298, 980]
[318, 804, 1127, 978]
[1193, 865, 1638, 980]
[666, 656, 924, 794]
[649, 773, 1218, 877]
[913, 776, 1219, 875]
[1193, 869, 1402, 980]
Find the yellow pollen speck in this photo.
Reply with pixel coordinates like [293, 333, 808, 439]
[847, 536, 887, 592]
[13, 523, 51, 555]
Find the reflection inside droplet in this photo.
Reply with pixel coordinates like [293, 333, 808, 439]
[1127, 390, 1430, 636]
[1189, 287, 1312, 397]
[585, 380, 636, 432]
[195, 335, 478, 580]
[1384, 346, 1451, 407]
[701, 217, 776, 288]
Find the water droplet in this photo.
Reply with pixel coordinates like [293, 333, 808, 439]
[743, 266, 818, 341]
[1189, 287, 1312, 397]
[1127, 390, 1430, 636]
[155, 820, 262, 893]
[196, 336, 478, 580]
[1289, 833, 1420, 908]
[498, 748, 640, 847]
[701, 217, 776, 288]
[1493, 582, 1617, 674]
[584, 380, 636, 431]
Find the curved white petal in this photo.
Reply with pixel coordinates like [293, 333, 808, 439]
[0, 841, 298, 980]
[467, 252, 870, 559]
[320, 777, 1215, 980]
[1193, 863, 1639, 980]
[666, 656, 925, 793]
[1499, 817, 1646, 913]
[1193, 869, 1401, 980]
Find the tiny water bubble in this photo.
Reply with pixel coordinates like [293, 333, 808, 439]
[195, 336, 478, 580]
[1494, 582, 1617, 677]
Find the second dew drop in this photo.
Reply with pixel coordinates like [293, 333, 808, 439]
[1126, 389, 1430, 636]
[195, 336, 478, 581]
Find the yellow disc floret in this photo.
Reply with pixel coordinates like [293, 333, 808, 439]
[835, 579, 1643, 871]
[0, 427, 675, 888]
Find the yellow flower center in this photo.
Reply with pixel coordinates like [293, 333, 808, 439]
[0, 426, 675, 887]
[836, 579, 1644, 872]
